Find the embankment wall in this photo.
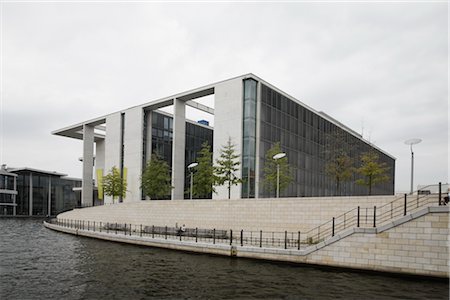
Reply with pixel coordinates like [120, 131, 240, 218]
[58, 196, 396, 232]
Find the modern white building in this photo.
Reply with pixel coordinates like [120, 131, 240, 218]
[53, 74, 395, 206]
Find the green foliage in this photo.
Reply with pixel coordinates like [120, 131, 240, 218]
[141, 154, 173, 200]
[103, 166, 126, 203]
[356, 151, 390, 195]
[215, 137, 242, 199]
[262, 142, 292, 196]
[192, 142, 217, 199]
[324, 131, 355, 196]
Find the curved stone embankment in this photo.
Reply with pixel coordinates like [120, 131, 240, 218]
[46, 205, 449, 278]
[56, 196, 397, 233]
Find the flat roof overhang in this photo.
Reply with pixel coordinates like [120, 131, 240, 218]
[51, 73, 395, 160]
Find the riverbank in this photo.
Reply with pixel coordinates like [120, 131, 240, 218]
[46, 202, 449, 278]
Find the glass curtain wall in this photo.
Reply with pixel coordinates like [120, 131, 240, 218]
[242, 79, 258, 198]
[16, 173, 30, 215]
[184, 122, 213, 199]
[51, 177, 81, 215]
[32, 174, 49, 216]
[259, 84, 395, 197]
[146, 111, 213, 200]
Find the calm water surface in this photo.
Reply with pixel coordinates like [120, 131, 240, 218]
[0, 219, 448, 299]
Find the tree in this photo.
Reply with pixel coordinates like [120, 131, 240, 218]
[324, 131, 355, 196]
[356, 151, 390, 195]
[103, 166, 127, 203]
[141, 154, 172, 200]
[215, 137, 242, 199]
[262, 142, 292, 196]
[192, 142, 217, 199]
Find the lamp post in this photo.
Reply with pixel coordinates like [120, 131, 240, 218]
[273, 153, 286, 198]
[404, 138, 422, 195]
[187, 162, 198, 200]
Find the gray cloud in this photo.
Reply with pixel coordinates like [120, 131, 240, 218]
[1, 2, 447, 193]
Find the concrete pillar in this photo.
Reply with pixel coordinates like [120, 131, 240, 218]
[123, 107, 143, 202]
[171, 98, 186, 200]
[144, 111, 152, 164]
[104, 113, 121, 204]
[82, 124, 95, 207]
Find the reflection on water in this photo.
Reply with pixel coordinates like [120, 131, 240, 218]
[0, 219, 448, 299]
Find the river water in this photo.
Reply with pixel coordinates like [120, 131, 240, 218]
[0, 219, 448, 299]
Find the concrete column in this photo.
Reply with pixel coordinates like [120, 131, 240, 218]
[145, 111, 152, 164]
[171, 98, 186, 200]
[82, 124, 95, 207]
[104, 113, 121, 204]
[95, 139, 105, 180]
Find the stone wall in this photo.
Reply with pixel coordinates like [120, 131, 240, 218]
[58, 195, 396, 232]
[48, 206, 449, 278]
[303, 211, 449, 277]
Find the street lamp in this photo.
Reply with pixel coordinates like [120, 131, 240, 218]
[404, 138, 422, 195]
[273, 152, 286, 198]
[187, 162, 198, 200]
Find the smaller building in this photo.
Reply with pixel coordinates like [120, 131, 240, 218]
[0, 165, 84, 217]
[0, 165, 18, 215]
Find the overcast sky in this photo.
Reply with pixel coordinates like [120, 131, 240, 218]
[1, 1, 447, 193]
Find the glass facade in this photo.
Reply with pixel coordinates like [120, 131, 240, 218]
[242, 79, 258, 198]
[32, 175, 49, 216]
[184, 122, 214, 199]
[0, 173, 16, 216]
[16, 173, 30, 215]
[51, 177, 81, 215]
[9, 170, 81, 216]
[259, 84, 395, 197]
[145, 111, 213, 200]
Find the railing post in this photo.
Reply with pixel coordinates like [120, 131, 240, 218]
[87, 221, 89, 231]
[195, 227, 198, 243]
[124, 223, 127, 235]
[298, 231, 300, 250]
[404, 194, 407, 216]
[100, 222, 102, 233]
[130, 224, 132, 236]
[373, 206, 376, 228]
[240, 230, 243, 246]
[140, 224, 142, 237]
[93, 221, 95, 232]
[439, 182, 442, 205]
[332, 217, 335, 237]
[152, 225, 154, 238]
[107, 222, 109, 234]
[180, 228, 182, 241]
[165, 226, 167, 240]
[213, 228, 216, 244]
[259, 230, 262, 248]
[284, 231, 287, 249]
[115, 223, 118, 234]
[230, 229, 232, 245]
[357, 206, 360, 227]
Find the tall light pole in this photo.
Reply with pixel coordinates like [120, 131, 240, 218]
[187, 162, 198, 200]
[273, 153, 286, 198]
[404, 138, 422, 194]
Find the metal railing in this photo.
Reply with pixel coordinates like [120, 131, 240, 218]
[304, 182, 445, 244]
[48, 218, 312, 250]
